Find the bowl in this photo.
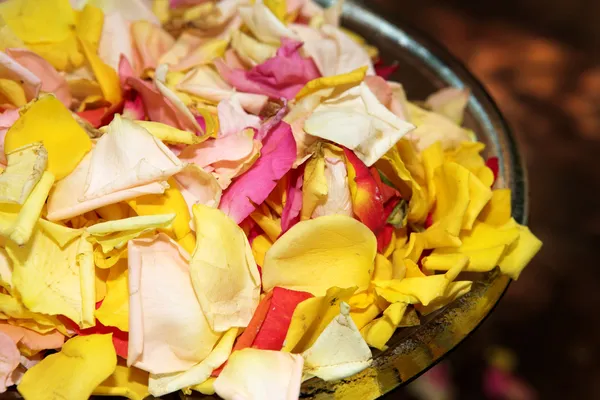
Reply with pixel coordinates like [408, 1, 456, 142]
[5, 1, 527, 399]
[191, 1, 526, 399]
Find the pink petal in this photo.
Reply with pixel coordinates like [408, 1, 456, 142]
[215, 39, 320, 100]
[118, 54, 135, 90]
[131, 21, 175, 74]
[281, 167, 304, 233]
[127, 76, 197, 132]
[0, 323, 64, 353]
[364, 75, 392, 109]
[0, 51, 40, 100]
[255, 101, 287, 142]
[6, 49, 71, 107]
[179, 133, 256, 168]
[217, 96, 260, 137]
[122, 93, 146, 120]
[219, 121, 296, 223]
[223, 48, 247, 70]
[0, 332, 20, 393]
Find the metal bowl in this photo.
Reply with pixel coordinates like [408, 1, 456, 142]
[7, 2, 527, 399]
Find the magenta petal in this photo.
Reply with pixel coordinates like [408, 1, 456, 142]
[219, 121, 297, 224]
[123, 94, 146, 120]
[280, 166, 304, 233]
[215, 39, 320, 100]
[374, 60, 399, 80]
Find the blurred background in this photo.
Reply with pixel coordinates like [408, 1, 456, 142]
[360, 0, 600, 399]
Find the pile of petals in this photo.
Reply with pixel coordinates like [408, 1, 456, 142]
[0, 0, 542, 399]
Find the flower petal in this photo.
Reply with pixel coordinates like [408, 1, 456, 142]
[301, 302, 372, 381]
[190, 204, 261, 332]
[213, 348, 304, 400]
[0, 143, 47, 205]
[127, 234, 221, 374]
[263, 215, 375, 296]
[219, 121, 296, 223]
[17, 334, 117, 400]
[4, 95, 92, 180]
[93, 360, 150, 400]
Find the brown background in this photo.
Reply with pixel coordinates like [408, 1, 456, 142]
[360, 0, 600, 398]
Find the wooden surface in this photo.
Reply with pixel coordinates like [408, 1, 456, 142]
[365, 1, 600, 399]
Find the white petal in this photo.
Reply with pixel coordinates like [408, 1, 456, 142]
[301, 302, 372, 381]
[82, 115, 183, 200]
[312, 157, 353, 218]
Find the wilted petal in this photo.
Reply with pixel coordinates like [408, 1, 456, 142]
[213, 348, 304, 400]
[127, 234, 221, 374]
[0, 143, 47, 205]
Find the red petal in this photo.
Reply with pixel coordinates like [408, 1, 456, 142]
[374, 59, 399, 80]
[486, 157, 499, 186]
[251, 287, 313, 351]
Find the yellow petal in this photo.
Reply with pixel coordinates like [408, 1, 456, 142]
[431, 162, 470, 236]
[498, 220, 542, 279]
[295, 66, 367, 99]
[135, 120, 202, 145]
[424, 247, 505, 273]
[230, 30, 277, 66]
[283, 286, 356, 353]
[95, 259, 129, 331]
[0, 292, 64, 334]
[360, 302, 408, 350]
[405, 102, 472, 151]
[301, 152, 327, 220]
[190, 205, 260, 332]
[0, 78, 27, 106]
[250, 208, 282, 243]
[79, 37, 122, 105]
[0, 143, 47, 204]
[422, 141, 444, 207]
[263, 215, 376, 296]
[251, 233, 272, 267]
[87, 214, 176, 253]
[148, 328, 238, 396]
[375, 256, 467, 306]
[478, 189, 512, 227]
[95, 266, 109, 303]
[1, 171, 55, 246]
[264, 0, 287, 22]
[4, 95, 92, 180]
[416, 281, 472, 316]
[18, 334, 117, 400]
[76, 4, 104, 52]
[190, 377, 216, 395]
[96, 203, 131, 221]
[94, 360, 150, 400]
[463, 168, 492, 230]
[0, 0, 75, 44]
[5, 223, 94, 327]
[302, 302, 372, 381]
[128, 180, 190, 241]
[372, 253, 393, 281]
[27, 39, 84, 72]
[348, 290, 388, 330]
